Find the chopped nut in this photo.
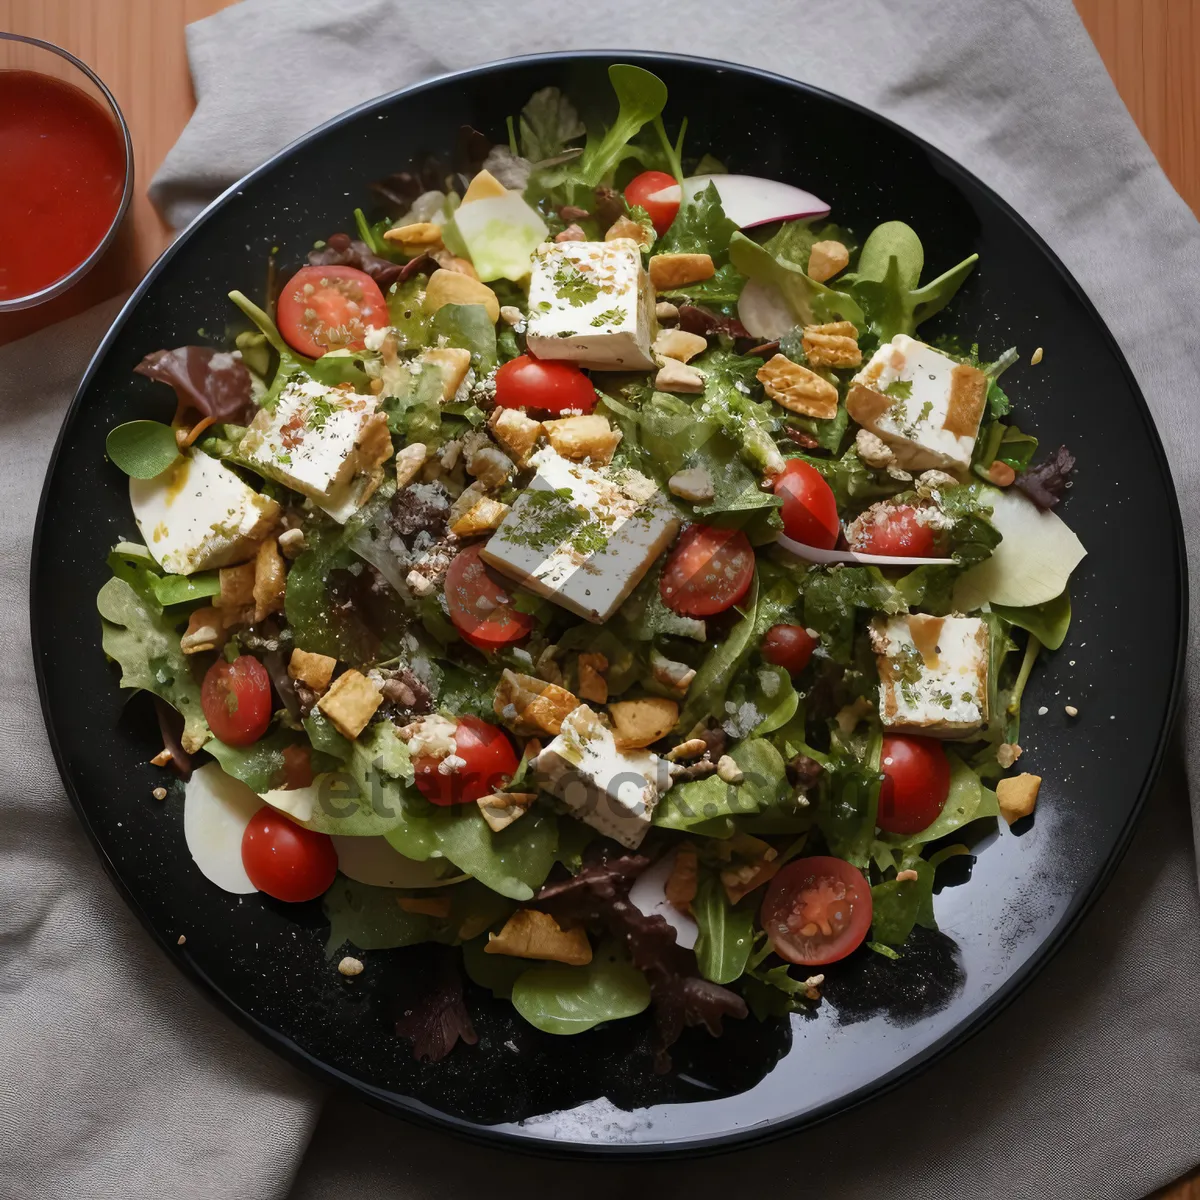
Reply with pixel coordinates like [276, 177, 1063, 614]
[855, 427, 894, 468]
[543, 414, 622, 465]
[802, 321, 862, 369]
[216, 561, 256, 612]
[721, 857, 781, 904]
[668, 466, 715, 504]
[405, 570, 435, 597]
[666, 738, 708, 762]
[555, 224, 587, 242]
[289, 648, 337, 694]
[650, 650, 696, 697]
[152, 786, 168, 801]
[420, 348, 473, 401]
[431, 250, 479, 279]
[494, 669, 579, 736]
[988, 460, 1017, 486]
[337, 956, 365, 977]
[150, 749, 173, 768]
[607, 697, 678, 749]
[997, 772, 1042, 825]
[605, 214, 653, 247]
[835, 696, 874, 735]
[180, 606, 224, 655]
[485, 909, 592, 966]
[383, 221, 442, 246]
[887, 465, 913, 482]
[488, 406, 544, 467]
[996, 742, 1023, 769]
[499, 304, 524, 326]
[653, 328, 708, 364]
[277, 527, 306, 558]
[649, 253, 715, 291]
[1031, 346, 1044, 365]
[669, 757, 718, 783]
[916, 469, 958, 496]
[317, 669, 383, 740]
[895, 869, 919, 883]
[253, 537, 287, 623]
[655, 300, 680, 323]
[803, 972, 825, 1000]
[576, 653, 609, 704]
[665, 845, 699, 913]
[176, 934, 187, 946]
[655, 358, 706, 394]
[758, 353, 839, 420]
[424, 268, 500, 324]
[397, 895, 452, 918]
[467, 444, 514, 488]
[807, 240, 850, 282]
[394, 442, 428, 489]
[1065, 705, 1079, 717]
[477, 791, 536, 833]
[716, 755, 744, 784]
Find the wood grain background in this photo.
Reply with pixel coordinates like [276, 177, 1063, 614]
[1, 0, 1199, 1192]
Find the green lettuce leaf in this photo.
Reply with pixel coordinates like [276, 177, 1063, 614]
[991, 588, 1071, 652]
[657, 181, 738, 260]
[729, 231, 864, 328]
[517, 86, 586, 163]
[692, 872, 756, 984]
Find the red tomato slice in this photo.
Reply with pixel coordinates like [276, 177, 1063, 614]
[878, 734, 951, 835]
[413, 715, 520, 806]
[201, 656, 273, 747]
[241, 808, 337, 902]
[773, 460, 840, 549]
[445, 544, 534, 650]
[848, 504, 937, 557]
[762, 624, 818, 675]
[761, 856, 873, 966]
[494, 354, 597, 415]
[276, 264, 388, 357]
[660, 524, 755, 618]
[624, 170, 682, 236]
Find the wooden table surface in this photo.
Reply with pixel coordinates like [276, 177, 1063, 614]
[1, 0, 1199, 1190]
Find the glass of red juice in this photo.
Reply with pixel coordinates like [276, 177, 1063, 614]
[0, 34, 133, 310]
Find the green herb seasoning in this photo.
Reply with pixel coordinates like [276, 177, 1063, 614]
[553, 259, 601, 307]
[591, 307, 625, 327]
[884, 379, 913, 401]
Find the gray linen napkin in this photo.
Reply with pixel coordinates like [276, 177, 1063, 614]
[4, 0, 1195, 1197]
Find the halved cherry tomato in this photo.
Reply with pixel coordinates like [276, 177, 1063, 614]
[445, 544, 534, 651]
[660, 524, 755, 617]
[276, 264, 388, 357]
[241, 808, 337, 902]
[878, 734, 951, 835]
[201, 656, 272, 747]
[762, 624, 818, 675]
[761, 856, 873, 966]
[625, 170, 681, 236]
[281, 744, 314, 790]
[494, 354, 597, 415]
[849, 504, 937, 558]
[413, 715, 519, 806]
[773, 460, 840, 549]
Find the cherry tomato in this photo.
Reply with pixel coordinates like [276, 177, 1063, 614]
[761, 856, 873, 966]
[660, 524, 755, 617]
[762, 624, 818, 675]
[624, 170, 682, 236]
[877, 734, 951, 835]
[774, 460, 840, 549]
[201, 656, 272, 747]
[241, 807, 337, 902]
[276, 264, 388, 357]
[445, 544, 534, 651]
[494, 354, 597, 415]
[281, 744, 314, 790]
[849, 504, 937, 557]
[413, 715, 519, 806]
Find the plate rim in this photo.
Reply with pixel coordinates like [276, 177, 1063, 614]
[29, 49, 1189, 1159]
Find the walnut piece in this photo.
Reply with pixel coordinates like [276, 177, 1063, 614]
[802, 321, 862, 369]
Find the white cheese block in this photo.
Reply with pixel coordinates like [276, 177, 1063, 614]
[479, 449, 680, 624]
[535, 705, 669, 849]
[525, 239, 656, 371]
[130, 449, 280, 576]
[847, 335, 987, 472]
[871, 614, 989, 738]
[183, 762, 261, 894]
[241, 376, 379, 505]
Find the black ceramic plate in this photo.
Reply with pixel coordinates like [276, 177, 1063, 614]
[32, 52, 1185, 1155]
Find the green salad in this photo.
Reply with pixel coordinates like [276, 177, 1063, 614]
[100, 64, 1086, 1069]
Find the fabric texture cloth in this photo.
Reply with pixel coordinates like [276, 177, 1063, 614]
[2, 0, 1197, 1196]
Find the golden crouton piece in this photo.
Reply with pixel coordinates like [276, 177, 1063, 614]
[494, 669, 579, 736]
[576, 653, 609, 704]
[807, 239, 850, 282]
[665, 844, 699, 914]
[802, 321, 862, 369]
[397, 894, 452, 918]
[317, 668, 382, 740]
[180, 606, 224, 655]
[477, 791, 536, 833]
[757, 353, 840, 420]
[488, 406, 543, 466]
[543, 414, 622, 465]
[649, 253, 715, 291]
[605, 215, 653, 247]
[997, 773, 1042, 825]
[448, 493, 510, 538]
[383, 221, 443, 246]
[607, 697, 678, 749]
[424, 269, 500, 324]
[461, 169, 508, 204]
[653, 328, 708, 364]
[420, 347, 473, 401]
[485, 909, 592, 966]
[289, 648, 337, 695]
[252, 537, 287, 623]
[216, 561, 256, 613]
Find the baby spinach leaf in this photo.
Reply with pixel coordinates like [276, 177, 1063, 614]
[751, 665, 800, 735]
[105, 421, 181, 479]
[510, 941, 651, 1035]
[431, 303, 498, 375]
[462, 935, 529, 999]
[151, 571, 219, 607]
[654, 736, 786, 833]
[206, 730, 306, 793]
[991, 588, 1071, 651]
[693, 873, 756, 984]
[303, 710, 353, 762]
[870, 857, 934, 947]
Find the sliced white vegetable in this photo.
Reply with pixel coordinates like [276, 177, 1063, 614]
[683, 174, 830, 229]
[953, 486, 1086, 610]
[628, 850, 698, 951]
[183, 762, 261, 895]
[332, 836, 460, 889]
[259, 780, 321, 824]
[452, 191, 548, 282]
[778, 533, 955, 568]
[737, 277, 796, 340]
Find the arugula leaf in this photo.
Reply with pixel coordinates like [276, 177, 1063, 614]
[106, 421, 181, 479]
[511, 940, 650, 1035]
[658, 181, 738, 260]
[728, 231, 863, 328]
[518, 87, 586, 162]
[816, 741, 881, 869]
[654, 737, 787, 834]
[869, 845, 972, 948]
[992, 588, 1071, 651]
[692, 872, 756, 984]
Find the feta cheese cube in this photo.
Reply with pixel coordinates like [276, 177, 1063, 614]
[130, 449, 279, 576]
[479, 449, 680, 624]
[535, 705, 670, 849]
[871, 614, 989, 738]
[240, 377, 381, 516]
[525, 239, 655, 371]
[847, 335, 987, 472]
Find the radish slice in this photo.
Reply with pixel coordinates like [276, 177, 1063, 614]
[683, 174, 830, 229]
[628, 849, 698, 950]
[778, 533, 956, 568]
[737, 278, 795, 340]
[183, 762, 261, 894]
[332, 836, 462, 889]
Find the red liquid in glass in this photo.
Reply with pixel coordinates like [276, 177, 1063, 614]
[0, 70, 126, 301]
